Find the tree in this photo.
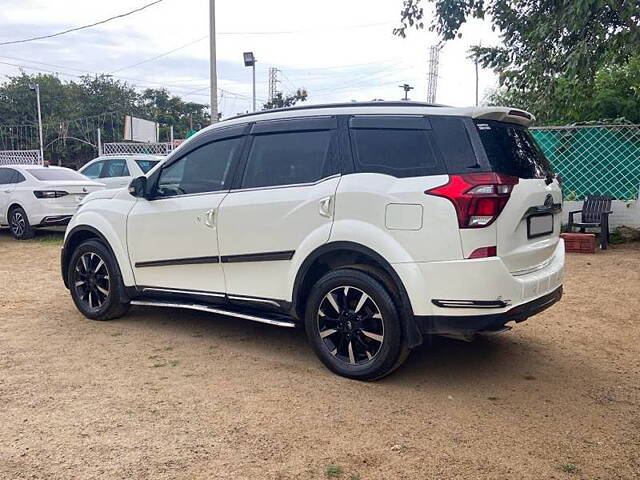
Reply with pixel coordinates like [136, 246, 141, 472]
[394, 0, 640, 122]
[262, 88, 308, 110]
[0, 73, 209, 166]
[395, 0, 639, 90]
[489, 54, 640, 124]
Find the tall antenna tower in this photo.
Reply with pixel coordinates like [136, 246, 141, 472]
[426, 45, 441, 104]
[268, 67, 281, 103]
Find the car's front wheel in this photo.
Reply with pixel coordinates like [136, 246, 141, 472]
[304, 268, 409, 380]
[9, 206, 34, 240]
[68, 239, 130, 320]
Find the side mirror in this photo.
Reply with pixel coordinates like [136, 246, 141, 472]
[128, 176, 147, 198]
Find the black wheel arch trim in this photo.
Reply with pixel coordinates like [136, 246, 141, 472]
[291, 241, 423, 348]
[61, 225, 130, 302]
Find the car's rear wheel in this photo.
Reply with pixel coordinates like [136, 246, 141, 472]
[304, 268, 409, 380]
[9, 206, 34, 240]
[68, 239, 130, 320]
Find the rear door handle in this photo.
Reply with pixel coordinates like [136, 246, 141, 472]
[204, 208, 216, 228]
[318, 196, 333, 218]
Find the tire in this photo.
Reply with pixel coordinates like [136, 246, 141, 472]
[9, 206, 35, 240]
[304, 268, 409, 381]
[67, 239, 130, 321]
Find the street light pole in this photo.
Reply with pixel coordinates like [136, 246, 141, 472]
[209, 0, 218, 123]
[243, 52, 257, 112]
[252, 61, 256, 112]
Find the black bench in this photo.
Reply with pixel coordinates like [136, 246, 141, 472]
[567, 195, 613, 249]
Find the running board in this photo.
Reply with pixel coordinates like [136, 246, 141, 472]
[130, 299, 296, 328]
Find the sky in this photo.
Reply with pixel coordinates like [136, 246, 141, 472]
[0, 0, 502, 120]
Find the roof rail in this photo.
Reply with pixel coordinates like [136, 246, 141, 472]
[228, 101, 449, 121]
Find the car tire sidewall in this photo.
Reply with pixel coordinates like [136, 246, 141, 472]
[9, 207, 34, 240]
[304, 269, 405, 380]
[68, 239, 124, 320]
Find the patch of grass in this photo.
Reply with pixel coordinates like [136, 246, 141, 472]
[110, 332, 123, 337]
[169, 360, 179, 367]
[26, 233, 64, 245]
[349, 475, 360, 480]
[610, 225, 640, 244]
[151, 362, 167, 368]
[324, 464, 343, 478]
[560, 463, 578, 474]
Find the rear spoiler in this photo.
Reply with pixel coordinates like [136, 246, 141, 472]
[472, 107, 535, 127]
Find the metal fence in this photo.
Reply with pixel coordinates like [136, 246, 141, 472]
[0, 150, 42, 165]
[103, 142, 173, 156]
[531, 125, 640, 200]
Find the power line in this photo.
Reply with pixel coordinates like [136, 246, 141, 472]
[0, 0, 164, 46]
[0, 59, 259, 104]
[215, 21, 391, 35]
[109, 36, 208, 74]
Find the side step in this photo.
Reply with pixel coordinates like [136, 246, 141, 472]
[130, 299, 297, 328]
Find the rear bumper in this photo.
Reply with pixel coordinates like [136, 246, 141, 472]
[415, 285, 563, 339]
[393, 240, 565, 317]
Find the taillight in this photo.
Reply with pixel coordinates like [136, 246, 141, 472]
[425, 173, 518, 228]
[33, 190, 69, 199]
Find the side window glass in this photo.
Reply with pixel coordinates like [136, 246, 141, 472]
[156, 137, 242, 197]
[135, 159, 160, 174]
[0, 168, 15, 184]
[81, 161, 103, 179]
[241, 130, 336, 189]
[101, 159, 130, 178]
[350, 128, 443, 178]
[13, 171, 26, 183]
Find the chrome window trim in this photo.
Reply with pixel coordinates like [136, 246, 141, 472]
[228, 173, 341, 194]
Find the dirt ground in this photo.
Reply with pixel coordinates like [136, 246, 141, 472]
[0, 229, 638, 480]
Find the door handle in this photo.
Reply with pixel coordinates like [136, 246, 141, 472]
[318, 196, 333, 218]
[204, 208, 216, 228]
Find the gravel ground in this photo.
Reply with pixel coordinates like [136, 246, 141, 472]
[0, 229, 639, 479]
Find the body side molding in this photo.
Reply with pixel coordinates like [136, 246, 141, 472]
[135, 256, 220, 268]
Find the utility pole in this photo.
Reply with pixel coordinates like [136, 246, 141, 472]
[475, 57, 479, 106]
[29, 83, 44, 164]
[209, 0, 218, 123]
[426, 45, 440, 104]
[399, 83, 414, 101]
[474, 41, 481, 106]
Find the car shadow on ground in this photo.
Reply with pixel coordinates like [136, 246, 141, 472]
[0, 226, 65, 242]
[114, 304, 558, 387]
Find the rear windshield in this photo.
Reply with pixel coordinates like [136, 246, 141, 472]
[136, 159, 160, 173]
[28, 168, 89, 181]
[474, 120, 553, 178]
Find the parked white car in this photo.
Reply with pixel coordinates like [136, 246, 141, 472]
[0, 165, 104, 239]
[62, 102, 564, 380]
[78, 155, 162, 189]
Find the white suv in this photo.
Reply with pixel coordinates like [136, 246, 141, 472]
[61, 102, 564, 380]
[78, 155, 162, 189]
